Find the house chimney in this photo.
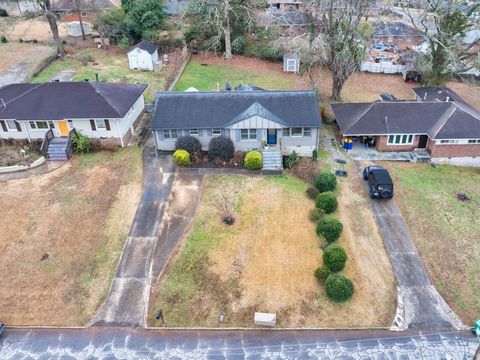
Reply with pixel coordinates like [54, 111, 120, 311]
[95, 73, 99, 82]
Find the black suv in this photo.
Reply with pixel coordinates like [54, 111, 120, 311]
[363, 166, 394, 199]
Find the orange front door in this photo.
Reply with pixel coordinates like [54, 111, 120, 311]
[58, 120, 69, 136]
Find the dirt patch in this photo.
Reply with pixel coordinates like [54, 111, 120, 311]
[0, 144, 41, 166]
[150, 174, 396, 327]
[446, 81, 480, 111]
[1, 17, 68, 42]
[0, 42, 55, 78]
[0, 148, 142, 326]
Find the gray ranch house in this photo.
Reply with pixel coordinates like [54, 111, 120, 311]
[150, 90, 321, 158]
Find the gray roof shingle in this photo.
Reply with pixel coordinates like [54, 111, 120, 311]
[129, 40, 158, 55]
[0, 82, 147, 120]
[332, 101, 480, 139]
[150, 90, 321, 129]
[412, 87, 465, 103]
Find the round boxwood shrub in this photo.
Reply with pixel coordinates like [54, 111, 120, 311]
[306, 186, 319, 200]
[173, 149, 191, 166]
[325, 274, 354, 302]
[208, 136, 234, 161]
[244, 150, 263, 170]
[314, 265, 332, 284]
[175, 136, 202, 155]
[316, 216, 343, 243]
[0, 8, 8, 17]
[308, 208, 325, 222]
[323, 244, 347, 272]
[315, 172, 337, 193]
[315, 191, 338, 214]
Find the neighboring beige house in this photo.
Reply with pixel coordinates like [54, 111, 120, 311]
[127, 41, 159, 71]
[0, 81, 147, 148]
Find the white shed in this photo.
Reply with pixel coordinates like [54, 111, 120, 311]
[283, 53, 301, 73]
[67, 21, 92, 37]
[127, 40, 159, 71]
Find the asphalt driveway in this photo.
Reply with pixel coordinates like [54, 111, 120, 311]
[90, 147, 203, 328]
[368, 188, 465, 330]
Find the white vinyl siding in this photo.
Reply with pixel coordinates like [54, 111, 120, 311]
[387, 134, 414, 145]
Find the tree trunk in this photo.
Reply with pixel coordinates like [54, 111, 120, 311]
[16, 1, 22, 15]
[223, 0, 232, 60]
[331, 73, 344, 101]
[45, 12, 65, 59]
[74, 0, 86, 40]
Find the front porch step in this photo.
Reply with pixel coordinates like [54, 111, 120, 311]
[262, 149, 283, 171]
[47, 136, 72, 161]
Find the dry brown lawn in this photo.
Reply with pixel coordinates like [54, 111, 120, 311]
[446, 81, 480, 111]
[0, 17, 68, 42]
[0, 148, 142, 325]
[0, 42, 55, 76]
[149, 174, 395, 327]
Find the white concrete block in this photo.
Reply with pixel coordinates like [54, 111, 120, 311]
[254, 312, 276, 327]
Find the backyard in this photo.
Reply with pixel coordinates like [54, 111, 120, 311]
[385, 163, 480, 325]
[32, 47, 177, 103]
[0, 148, 143, 325]
[149, 173, 396, 327]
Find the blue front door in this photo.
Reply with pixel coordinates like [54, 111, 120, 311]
[267, 129, 277, 145]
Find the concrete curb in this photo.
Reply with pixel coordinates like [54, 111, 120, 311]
[0, 156, 45, 174]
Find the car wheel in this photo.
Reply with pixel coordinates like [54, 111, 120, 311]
[363, 169, 368, 181]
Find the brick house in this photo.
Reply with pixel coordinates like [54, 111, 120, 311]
[373, 22, 425, 49]
[331, 87, 480, 166]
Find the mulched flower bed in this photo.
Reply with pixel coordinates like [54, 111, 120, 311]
[187, 151, 247, 169]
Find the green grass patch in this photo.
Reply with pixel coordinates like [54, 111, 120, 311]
[174, 60, 296, 92]
[266, 174, 309, 193]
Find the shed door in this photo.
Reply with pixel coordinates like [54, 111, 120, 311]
[130, 54, 139, 69]
[286, 59, 297, 72]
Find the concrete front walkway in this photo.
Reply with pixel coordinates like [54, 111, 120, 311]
[366, 179, 466, 331]
[90, 147, 203, 327]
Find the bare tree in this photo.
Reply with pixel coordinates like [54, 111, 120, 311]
[403, 0, 479, 86]
[74, 0, 86, 40]
[185, 0, 259, 60]
[37, 0, 65, 59]
[274, 0, 373, 101]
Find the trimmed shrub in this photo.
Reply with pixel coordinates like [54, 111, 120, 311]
[316, 216, 343, 243]
[323, 244, 347, 272]
[244, 150, 263, 170]
[285, 150, 299, 168]
[315, 172, 337, 193]
[306, 186, 319, 200]
[314, 265, 332, 284]
[312, 148, 318, 160]
[308, 208, 325, 222]
[325, 274, 354, 302]
[208, 136, 234, 161]
[0, 8, 8, 17]
[315, 191, 338, 214]
[0, 36, 7, 43]
[173, 149, 191, 166]
[175, 136, 202, 155]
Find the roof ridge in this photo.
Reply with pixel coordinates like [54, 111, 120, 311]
[430, 103, 458, 138]
[156, 90, 317, 96]
[343, 102, 376, 133]
[1, 83, 46, 107]
[88, 82, 122, 117]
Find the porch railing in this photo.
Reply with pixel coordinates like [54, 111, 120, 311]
[65, 128, 77, 159]
[40, 129, 54, 155]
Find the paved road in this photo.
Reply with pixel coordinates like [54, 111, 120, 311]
[91, 147, 203, 327]
[368, 186, 465, 331]
[0, 328, 477, 359]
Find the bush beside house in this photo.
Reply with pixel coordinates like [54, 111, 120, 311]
[173, 149, 191, 166]
[175, 136, 202, 155]
[315, 172, 337, 193]
[244, 150, 263, 170]
[208, 136, 235, 161]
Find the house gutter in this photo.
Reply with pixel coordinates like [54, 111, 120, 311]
[23, 121, 32, 143]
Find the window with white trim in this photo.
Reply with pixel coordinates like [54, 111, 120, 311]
[291, 127, 303, 137]
[48, 121, 55, 129]
[163, 129, 178, 139]
[6, 120, 17, 131]
[189, 129, 199, 136]
[439, 139, 459, 144]
[96, 119, 106, 129]
[303, 128, 311, 137]
[212, 128, 221, 136]
[283, 128, 290, 137]
[387, 134, 414, 145]
[283, 128, 311, 137]
[468, 139, 479, 144]
[241, 129, 256, 140]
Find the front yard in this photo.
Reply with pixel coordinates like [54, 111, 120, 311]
[149, 173, 395, 327]
[386, 163, 480, 325]
[0, 148, 142, 325]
